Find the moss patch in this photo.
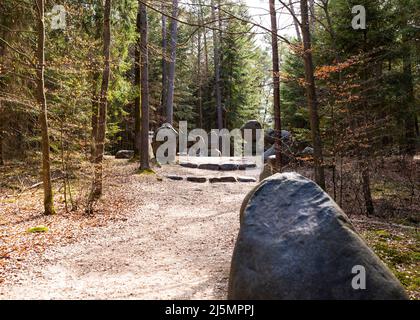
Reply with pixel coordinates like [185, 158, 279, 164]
[362, 228, 419, 299]
[27, 225, 49, 233]
[371, 181, 415, 201]
[137, 168, 156, 175]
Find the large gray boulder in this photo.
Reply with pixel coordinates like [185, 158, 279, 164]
[152, 123, 178, 156]
[301, 146, 314, 155]
[264, 128, 292, 145]
[241, 120, 262, 149]
[263, 145, 276, 161]
[240, 120, 262, 132]
[259, 155, 277, 181]
[229, 172, 408, 300]
[157, 123, 178, 136]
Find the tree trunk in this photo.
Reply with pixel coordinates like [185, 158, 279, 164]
[212, 0, 223, 130]
[300, 0, 325, 189]
[199, 0, 209, 79]
[134, 7, 142, 157]
[90, 12, 102, 163]
[0, 134, 3, 166]
[402, 21, 416, 155]
[161, 2, 168, 124]
[165, 0, 179, 125]
[289, 0, 302, 43]
[320, 0, 340, 198]
[197, 25, 203, 128]
[217, 0, 224, 127]
[0, 136, 2, 169]
[0, 29, 4, 166]
[90, 71, 99, 162]
[88, 0, 111, 206]
[139, 2, 150, 170]
[269, 0, 282, 172]
[36, 0, 55, 215]
[60, 120, 68, 213]
[309, 0, 315, 32]
[361, 161, 374, 216]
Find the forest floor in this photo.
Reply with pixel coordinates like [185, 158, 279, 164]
[0, 157, 418, 299]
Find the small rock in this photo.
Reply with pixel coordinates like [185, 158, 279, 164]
[187, 177, 207, 183]
[166, 175, 183, 181]
[301, 146, 314, 155]
[198, 163, 220, 171]
[238, 163, 257, 170]
[220, 163, 238, 171]
[209, 176, 237, 183]
[237, 176, 257, 183]
[180, 162, 198, 168]
[115, 150, 134, 159]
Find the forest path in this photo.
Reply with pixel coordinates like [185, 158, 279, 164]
[0, 159, 258, 299]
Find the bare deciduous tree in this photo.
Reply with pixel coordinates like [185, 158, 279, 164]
[139, 2, 150, 171]
[212, 0, 223, 130]
[87, 0, 112, 210]
[300, 0, 325, 189]
[269, 0, 282, 172]
[165, 0, 179, 125]
[160, 1, 168, 124]
[289, 0, 302, 42]
[134, 4, 142, 157]
[36, 0, 55, 215]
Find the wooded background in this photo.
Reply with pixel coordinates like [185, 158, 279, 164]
[0, 0, 418, 220]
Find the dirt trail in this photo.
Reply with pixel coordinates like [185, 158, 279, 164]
[0, 160, 258, 299]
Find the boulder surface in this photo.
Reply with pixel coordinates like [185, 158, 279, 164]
[228, 172, 408, 300]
